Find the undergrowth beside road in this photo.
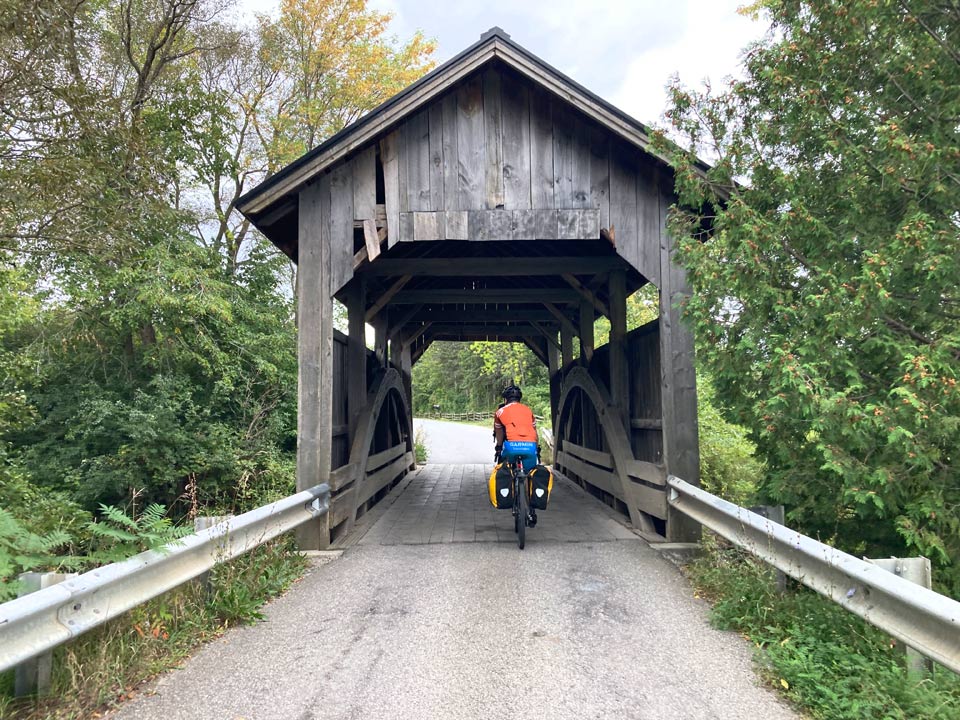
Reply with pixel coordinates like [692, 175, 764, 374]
[0, 538, 308, 720]
[688, 534, 960, 720]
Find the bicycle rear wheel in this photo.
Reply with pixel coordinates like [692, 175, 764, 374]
[516, 475, 527, 550]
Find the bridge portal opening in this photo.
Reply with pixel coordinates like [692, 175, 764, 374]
[238, 30, 702, 549]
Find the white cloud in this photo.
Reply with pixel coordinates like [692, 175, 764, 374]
[235, 0, 766, 126]
[610, 2, 764, 125]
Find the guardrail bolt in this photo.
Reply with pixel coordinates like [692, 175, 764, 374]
[14, 572, 77, 697]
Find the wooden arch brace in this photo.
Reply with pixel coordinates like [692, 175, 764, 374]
[555, 367, 666, 536]
[331, 369, 415, 535]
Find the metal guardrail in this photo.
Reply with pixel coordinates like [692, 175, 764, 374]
[668, 476, 960, 674]
[0, 483, 330, 674]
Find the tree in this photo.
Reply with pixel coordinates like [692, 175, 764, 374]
[661, 1, 959, 592]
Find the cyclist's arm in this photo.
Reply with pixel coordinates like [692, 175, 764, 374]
[494, 424, 505, 448]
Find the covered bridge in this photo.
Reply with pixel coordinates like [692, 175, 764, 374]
[238, 28, 701, 549]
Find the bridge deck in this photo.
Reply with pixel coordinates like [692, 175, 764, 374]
[109, 466, 798, 720]
[341, 463, 637, 547]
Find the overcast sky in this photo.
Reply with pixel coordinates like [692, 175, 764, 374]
[238, 0, 767, 128]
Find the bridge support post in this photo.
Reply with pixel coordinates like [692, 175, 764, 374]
[608, 270, 628, 426]
[347, 278, 367, 442]
[560, 325, 574, 368]
[296, 180, 335, 550]
[547, 337, 560, 428]
[578, 299, 594, 365]
[659, 206, 701, 544]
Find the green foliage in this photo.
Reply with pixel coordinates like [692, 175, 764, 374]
[86, 503, 190, 563]
[689, 536, 960, 719]
[660, 1, 960, 593]
[0, 510, 78, 602]
[414, 426, 429, 463]
[205, 536, 308, 626]
[697, 374, 763, 504]
[413, 341, 551, 418]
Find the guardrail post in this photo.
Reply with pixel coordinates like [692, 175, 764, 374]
[865, 557, 933, 676]
[14, 572, 76, 697]
[193, 516, 234, 591]
[749, 505, 787, 594]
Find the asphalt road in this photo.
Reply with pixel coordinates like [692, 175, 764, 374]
[413, 417, 497, 464]
[110, 541, 798, 720]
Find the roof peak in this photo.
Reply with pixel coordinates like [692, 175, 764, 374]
[480, 27, 511, 41]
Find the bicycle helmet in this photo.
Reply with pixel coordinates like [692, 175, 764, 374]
[501, 385, 522, 401]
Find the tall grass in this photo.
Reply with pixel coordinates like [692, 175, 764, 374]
[688, 533, 960, 719]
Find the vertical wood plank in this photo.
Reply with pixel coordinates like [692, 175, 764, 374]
[553, 105, 575, 208]
[400, 344, 414, 461]
[529, 87, 554, 210]
[380, 132, 401, 249]
[589, 124, 610, 229]
[413, 211, 444, 241]
[535, 208, 559, 239]
[457, 75, 485, 210]
[658, 170, 700, 543]
[637, 158, 662, 286]
[554, 109, 591, 210]
[399, 211, 414, 242]
[404, 110, 431, 211]
[441, 92, 459, 211]
[328, 164, 354, 294]
[558, 208, 579, 239]
[501, 78, 531, 210]
[297, 180, 334, 549]
[352, 146, 377, 221]
[483, 67, 504, 209]
[445, 210, 468, 240]
[428, 103, 444, 211]
[609, 142, 640, 272]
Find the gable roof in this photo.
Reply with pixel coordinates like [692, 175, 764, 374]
[237, 27, 703, 223]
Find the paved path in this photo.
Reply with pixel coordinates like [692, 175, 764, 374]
[110, 465, 798, 720]
[413, 417, 496, 464]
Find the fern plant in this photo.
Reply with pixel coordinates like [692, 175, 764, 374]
[87, 503, 189, 564]
[0, 508, 81, 601]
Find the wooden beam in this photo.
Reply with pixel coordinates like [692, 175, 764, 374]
[411, 338, 433, 366]
[529, 321, 561, 351]
[386, 303, 425, 332]
[402, 321, 433, 347]
[390, 288, 579, 305]
[363, 219, 381, 262]
[543, 302, 578, 337]
[406, 308, 557, 323]
[365, 275, 412, 322]
[562, 273, 609, 317]
[297, 180, 334, 550]
[579, 298, 594, 364]
[424, 324, 545, 336]
[357, 256, 622, 277]
[560, 324, 574, 368]
[522, 337, 549, 366]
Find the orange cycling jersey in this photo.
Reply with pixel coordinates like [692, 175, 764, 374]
[494, 401, 537, 442]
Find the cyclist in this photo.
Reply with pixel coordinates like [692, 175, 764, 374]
[494, 385, 539, 527]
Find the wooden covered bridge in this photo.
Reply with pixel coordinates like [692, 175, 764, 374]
[237, 27, 701, 550]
